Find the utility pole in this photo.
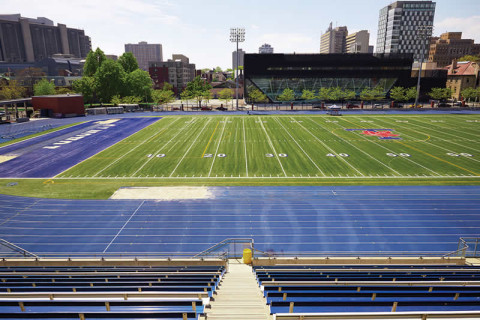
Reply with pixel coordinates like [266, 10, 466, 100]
[414, 25, 433, 108]
[230, 28, 245, 111]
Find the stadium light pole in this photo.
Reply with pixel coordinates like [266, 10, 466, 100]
[414, 25, 433, 108]
[230, 28, 245, 111]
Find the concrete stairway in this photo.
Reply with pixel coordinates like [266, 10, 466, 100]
[206, 259, 271, 320]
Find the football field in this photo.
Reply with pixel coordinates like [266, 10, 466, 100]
[58, 114, 480, 181]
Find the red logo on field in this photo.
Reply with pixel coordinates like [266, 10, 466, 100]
[362, 130, 399, 138]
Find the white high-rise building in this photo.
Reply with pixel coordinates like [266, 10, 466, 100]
[259, 43, 274, 54]
[376, 1, 435, 61]
[346, 30, 370, 53]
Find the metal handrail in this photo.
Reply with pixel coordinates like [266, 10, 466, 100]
[443, 237, 480, 258]
[194, 238, 254, 258]
[0, 239, 38, 257]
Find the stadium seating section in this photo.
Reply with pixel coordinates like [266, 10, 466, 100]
[254, 264, 480, 315]
[0, 265, 225, 319]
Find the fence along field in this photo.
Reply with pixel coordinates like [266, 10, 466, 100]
[58, 115, 480, 181]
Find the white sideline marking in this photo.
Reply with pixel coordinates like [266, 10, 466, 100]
[258, 117, 287, 177]
[103, 200, 144, 253]
[52, 175, 480, 180]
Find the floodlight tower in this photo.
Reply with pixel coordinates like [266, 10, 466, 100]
[230, 27, 245, 110]
[414, 25, 433, 108]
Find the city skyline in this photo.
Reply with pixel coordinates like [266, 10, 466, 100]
[2, 0, 480, 69]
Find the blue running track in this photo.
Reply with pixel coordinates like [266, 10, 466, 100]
[0, 117, 159, 178]
[0, 186, 478, 257]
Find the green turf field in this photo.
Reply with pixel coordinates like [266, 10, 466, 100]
[58, 114, 480, 181]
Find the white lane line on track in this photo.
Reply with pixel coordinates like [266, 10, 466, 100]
[103, 200, 145, 253]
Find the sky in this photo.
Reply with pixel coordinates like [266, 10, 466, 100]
[2, 0, 480, 70]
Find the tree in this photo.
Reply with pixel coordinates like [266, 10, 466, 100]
[461, 87, 480, 105]
[214, 66, 223, 73]
[111, 95, 142, 105]
[405, 87, 418, 101]
[180, 90, 193, 108]
[389, 86, 406, 102]
[95, 59, 126, 103]
[248, 88, 268, 108]
[277, 88, 295, 102]
[152, 88, 175, 107]
[218, 88, 233, 106]
[16, 67, 45, 92]
[0, 80, 27, 100]
[184, 76, 212, 107]
[458, 55, 480, 63]
[55, 87, 74, 95]
[118, 52, 139, 73]
[72, 76, 96, 104]
[33, 79, 55, 96]
[428, 88, 451, 101]
[343, 89, 356, 101]
[125, 69, 152, 101]
[301, 89, 316, 101]
[360, 87, 385, 102]
[328, 87, 344, 102]
[317, 87, 331, 101]
[84, 48, 106, 77]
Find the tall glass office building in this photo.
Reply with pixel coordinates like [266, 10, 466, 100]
[376, 1, 435, 62]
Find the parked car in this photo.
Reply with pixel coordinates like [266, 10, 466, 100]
[215, 106, 228, 111]
[373, 104, 382, 108]
[201, 106, 212, 111]
[437, 103, 450, 108]
[391, 103, 403, 108]
[408, 104, 421, 108]
[346, 103, 360, 109]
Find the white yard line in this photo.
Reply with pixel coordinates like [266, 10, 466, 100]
[169, 118, 212, 177]
[103, 200, 144, 253]
[375, 117, 480, 165]
[208, 117, 228, 177]
[303, 117, 401, 176]
[54, 119, 162, 178]
[130, 118, 195, 177]
[259, 117, 287, 177]
[92, 118, 180, 177]
[344, 117, 442, 176]
[243, 118, 249, 177]
[296, 118, 365, 177]
[275, 117, 325, 176]
[396, 118, 480, 154]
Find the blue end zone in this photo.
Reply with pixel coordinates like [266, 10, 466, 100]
[0, 118, 159, 178]
[0, 186, 478, 256]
